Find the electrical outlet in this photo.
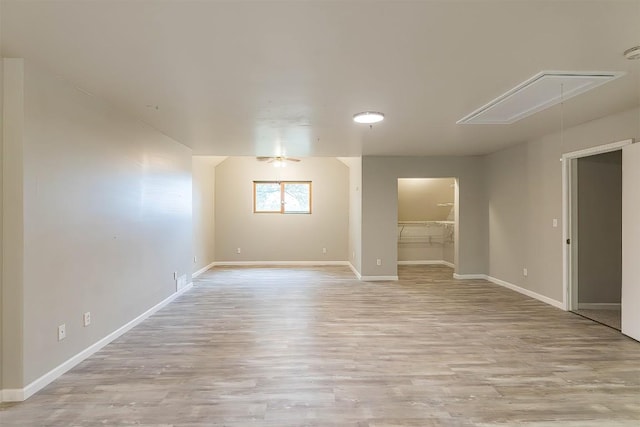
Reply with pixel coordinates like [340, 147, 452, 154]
[83, 312, 91, 327]
[177, 274, 187, 291]
[376, 259, 382, 266]
[523, 268, 528, 277]
[236, 248, 241, 254]
[173, 271, 178, 280]
[322, 247, 327, 254]
[552, 218, 558, 228]
[193, 256, 197, 263]
[58, 324, 66, 341]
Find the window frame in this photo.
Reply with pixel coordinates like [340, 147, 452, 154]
[253, 180, 312, 214]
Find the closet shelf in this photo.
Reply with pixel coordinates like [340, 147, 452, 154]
[398, 220, 454, 225]
[398, 221, 455, 244]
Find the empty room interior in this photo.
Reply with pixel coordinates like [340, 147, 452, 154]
[2, 1, 640, 425]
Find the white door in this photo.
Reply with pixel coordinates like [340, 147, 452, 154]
[622, 142, 640, 341]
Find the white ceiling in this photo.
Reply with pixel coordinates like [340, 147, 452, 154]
[2, 0, 639, 157]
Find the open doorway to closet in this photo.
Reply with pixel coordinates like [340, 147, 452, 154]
[569, 150, 622, 330]
[397, 178, 456, 269]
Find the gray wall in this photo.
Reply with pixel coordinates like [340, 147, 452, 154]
[215, 157, 349, 262]
[5, 60, 193, 387]
[487, 143, 530, 287]
[577, 151, 622, 304]
[2, 58, 25, 390]
[341, 157, 362, 273]
[361, 156, 487, 277]
[192, 157, 218, 273]
[486, 107, 639, 303]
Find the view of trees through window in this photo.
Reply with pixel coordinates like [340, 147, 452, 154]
[254, 181, 312, 214]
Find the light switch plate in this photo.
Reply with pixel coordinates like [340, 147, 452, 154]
[58, 324, 66, 341]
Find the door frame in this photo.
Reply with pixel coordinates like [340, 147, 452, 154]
[562, 139, 633, 311]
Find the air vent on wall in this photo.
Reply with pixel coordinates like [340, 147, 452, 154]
[457, 71, 625, 125]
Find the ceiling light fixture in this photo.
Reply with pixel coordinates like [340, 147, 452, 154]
[624, 46, 640, 60]
[353, 111, 385, 124]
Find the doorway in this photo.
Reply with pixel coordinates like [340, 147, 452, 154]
[397, 178, 457, 270]
[563, 142, 628, 330]
[573, 151, 622, 329]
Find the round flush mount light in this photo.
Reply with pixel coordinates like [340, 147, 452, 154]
[624, 46, 640, 60]
[353, 111, 385, 124]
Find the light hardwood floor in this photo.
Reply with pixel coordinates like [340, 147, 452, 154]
[573, 308, 622, 330]
[2, 265, 640, 426]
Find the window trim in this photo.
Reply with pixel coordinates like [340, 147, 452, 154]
[253, 181, 312, 214]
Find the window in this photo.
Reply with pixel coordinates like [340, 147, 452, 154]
[254, 181, 312, 214]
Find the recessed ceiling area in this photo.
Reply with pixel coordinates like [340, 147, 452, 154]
[1, 0, 638, 157]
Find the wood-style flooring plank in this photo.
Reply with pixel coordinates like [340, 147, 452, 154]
[1, 265, 639, 426]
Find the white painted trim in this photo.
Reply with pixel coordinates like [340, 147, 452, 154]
[212, 261, 350, 266]
[192, 261, 216, 278]
[563, 139, 633, 160]
[348, 263, 362, 280]
[398, 260, 455, 268]
[360, 276, 399, 281]
[454, 178, 460, 270]
[578, 303, 621, 310]
[453, 273, 486, 280]
[1, 389, 24, 402]
[1, 283, 194, 402]
[562, 138, 634, 312]
[562, 152, 571, 310]
[211, 260, 364, 280]
[487, 275, 564, 309]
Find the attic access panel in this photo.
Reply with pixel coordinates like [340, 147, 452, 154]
[457, 71, 625, 125]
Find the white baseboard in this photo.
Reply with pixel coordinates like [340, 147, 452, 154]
[348, 263, 397, 281]
[578, 303, 621, 310]
[212, 260, 350, 266]
[211, 261, 396, 282]
[1, 389, 24, 402]
[453, 273, 486, 280]
[398, 260, 455, 268]
[1, 283, 194, 403]
[486, 275, 564, 309]
[360, 276, 399, 281]
[348, 263, 362, 280]
[212, 260, 366, 281]
[192, 261, 216, 278]
[453, 273, 564, 310]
